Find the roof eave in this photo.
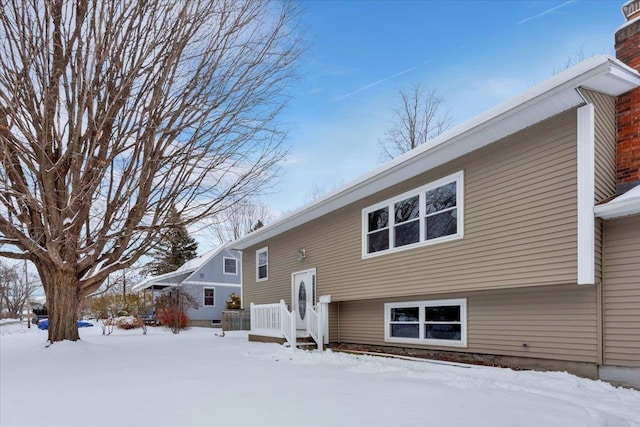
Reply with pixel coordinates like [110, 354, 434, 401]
[232, 56, 640, 250]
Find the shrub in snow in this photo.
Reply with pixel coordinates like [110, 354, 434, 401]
[225, 292, 241, 310]
[114, 316, 143, 330]
[156, 308, 189, 331]
[154, 288, 197, 334]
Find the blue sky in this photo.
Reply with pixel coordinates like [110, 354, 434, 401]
[262, 0, 624, 219]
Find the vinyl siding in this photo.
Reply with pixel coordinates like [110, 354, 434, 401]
[583, 89, 617, 202]
[243, 109, 579, 306]
[582, 89, 616, 284]
[603, 216, 640, 367]
[182, 283, 241, 322]
[335, 284, 598, 363]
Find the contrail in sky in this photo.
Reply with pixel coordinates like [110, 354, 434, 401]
[518, 0, 576, 25]
[337, 66, 417, 100]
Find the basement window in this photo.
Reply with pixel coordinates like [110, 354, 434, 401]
[384, 299, 467, 347]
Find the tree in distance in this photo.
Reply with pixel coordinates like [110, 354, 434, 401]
[0, 0, 305, 343]
[146, 208, 198, 276]
[379, 83, 452, 162]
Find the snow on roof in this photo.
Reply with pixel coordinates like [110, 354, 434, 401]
[231, 56, 640, 250]
[594, 184, 640, 219]
[131, 241, 235, 292]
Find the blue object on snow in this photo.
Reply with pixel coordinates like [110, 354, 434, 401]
[37, 319, 94, 330]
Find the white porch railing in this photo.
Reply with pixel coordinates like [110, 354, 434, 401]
[250, 295, 331, 350]
[250, 300, 296, 348]
[305, 306, 322, 350]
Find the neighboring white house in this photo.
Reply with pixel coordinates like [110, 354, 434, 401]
[132, 243, 242, 327]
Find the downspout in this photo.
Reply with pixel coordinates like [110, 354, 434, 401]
[597, 220, 605, 367]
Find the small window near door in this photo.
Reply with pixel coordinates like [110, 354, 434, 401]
[204, 288, 215, 306]
[223, 257, 238, 275]
[256, 247, 268, 281]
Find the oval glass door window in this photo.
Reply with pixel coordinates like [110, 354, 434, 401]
[298, 281, 307, 320]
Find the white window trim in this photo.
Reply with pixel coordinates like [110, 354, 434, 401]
[384, 298, 467, 348]
[256, 247, 268, 282]
[203, 287, 215, 307]
[362, 171, 464, 259]
[223, 256, 238, 276]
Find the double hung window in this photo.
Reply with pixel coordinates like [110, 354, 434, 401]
[204, 288, 215, 306]
[256, 247, 268, 281]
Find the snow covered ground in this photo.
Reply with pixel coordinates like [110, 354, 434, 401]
[1, 322, 639, 427]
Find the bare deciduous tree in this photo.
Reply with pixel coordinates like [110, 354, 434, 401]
[0, 260, 38, 318]
[378, 83, 452, 161]
[0, 0, 304, 342]
[208, 198, 270, 244]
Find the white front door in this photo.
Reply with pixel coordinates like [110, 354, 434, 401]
[292, 269, 315, 330]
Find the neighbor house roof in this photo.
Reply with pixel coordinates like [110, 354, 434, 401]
[594, 184, 640, 219]
[231, 56, 640, 251]
[132, 241, 234, 292]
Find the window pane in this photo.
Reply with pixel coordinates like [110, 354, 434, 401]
[225, 258, 237, 274]
[391, 324, 419, 338]
[425, 324, 461, 341]
[391, 307, 419, 322]
[258, 251, 267, 265]
[426, 209, 457, 240]
[204, 289, 215, 306]
[368, 207, 389, 232]
[425, 182, 456, 214]
[425, 306, 460, 322]
[394, 220, 419, 247]
[368, 229, 389, 253]
[258, 265, 267, 279]
[395, 196, 419, 223]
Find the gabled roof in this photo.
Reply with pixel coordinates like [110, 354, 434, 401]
[594, 184, 640, 219]
[132, 241, 236, 291]
[231, 56, 640, 251]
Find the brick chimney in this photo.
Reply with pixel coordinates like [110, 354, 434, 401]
[615, 0, 640, 193]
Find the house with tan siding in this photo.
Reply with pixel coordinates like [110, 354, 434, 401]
[232, 2, 640, 387]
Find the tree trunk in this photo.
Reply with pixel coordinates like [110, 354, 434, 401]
[43, 269, 82, 343]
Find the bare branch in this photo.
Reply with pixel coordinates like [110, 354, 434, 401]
[378, 83, 452, 162]
[0, 0, 305, 342]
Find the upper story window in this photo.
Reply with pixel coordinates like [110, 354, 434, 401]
[223, 257, 238, 275]
[362, 171, 463, 258]
[256, 247, 268, 281]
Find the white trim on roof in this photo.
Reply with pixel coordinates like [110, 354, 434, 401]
[594, 185, 640, 219]
[231, 56, 640, 251]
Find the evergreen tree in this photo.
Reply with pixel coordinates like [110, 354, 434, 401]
[147, 209, 198, 276]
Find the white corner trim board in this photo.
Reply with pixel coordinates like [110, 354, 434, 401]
[577, 104, 595, 285]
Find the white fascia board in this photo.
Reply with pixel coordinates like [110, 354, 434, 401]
[231, 56, 640, 251]
[181, 280, 242, 288]
[577, 104, 595, 285]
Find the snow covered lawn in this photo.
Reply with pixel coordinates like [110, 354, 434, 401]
[1, 323, 639, 427]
